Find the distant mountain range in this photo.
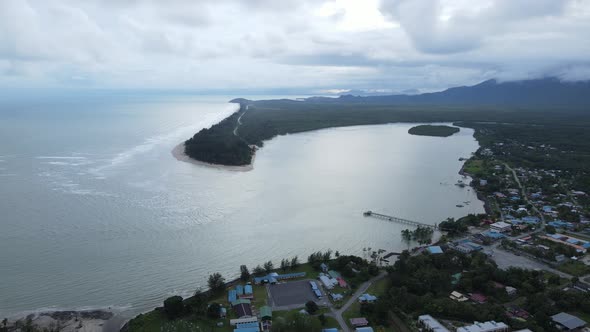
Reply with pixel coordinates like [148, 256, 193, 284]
[310, 78, 590, 108]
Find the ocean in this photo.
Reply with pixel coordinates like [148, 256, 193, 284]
[0, 92, 484, 317]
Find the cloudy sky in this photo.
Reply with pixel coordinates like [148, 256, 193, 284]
[1, 0, 590, 92]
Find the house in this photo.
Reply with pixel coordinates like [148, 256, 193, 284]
[450, 291, 468, 302]
[551, 312, 587, 331]
[259, 306, 272, 321]
[358, 293, 377, 303]
[456, 321, 509, 332]
[320, 263, 329, 272]
[233, 302, 253, 318]
[480, 179, 488, 186]
[428, 246, 444, 254]
[328, 270, 341, 279]
[337, 277, 348, 288]
[469, 293, 487, 304]
[331, 293, 344, 301]
[230, 317, 259, 326]
[228, 289, 238, 303]
[355, 328, 374, 332]
[322, 329, 339, 332]
[253, 272, 306, 284]
[418, 315, 450, 332]
[482, 231, 505, 241]
[234, 321, 260, 332]
[220, 307, 227, 318]
[505, 286, 517, 296]
[490, 222, 512, 233]
[320, 275, 337, 289]
[350, 318, 369, 327]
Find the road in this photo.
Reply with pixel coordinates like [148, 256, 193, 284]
[327, 271, 387, 332]
[503, 163, 546, 228]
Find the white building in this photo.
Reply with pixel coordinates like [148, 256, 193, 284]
[490, 222, 512, 233]
[418, 315, 450, 332]
[456, 321, 509, 332]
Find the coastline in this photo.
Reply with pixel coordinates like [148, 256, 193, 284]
[4, 310, 128, 332]
[171, 142, 255, 172]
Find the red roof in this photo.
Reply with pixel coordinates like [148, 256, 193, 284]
[350, 318, 368, 327]
[469, 293, 487, 303]
[337, 277, 347, 287]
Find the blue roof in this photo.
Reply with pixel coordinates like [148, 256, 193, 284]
[427, 246, 443, 254]
[236, 285, 244, 294]
[236, 322, 259, 329]
[253, 272, 306, 283]
[234, 328, 259, 332]
[482, 231, 505, 239]
[567, 238, 580, 244]
[228, 290, 237, 303]
[244, 284, 253, 294]
[314, 289, 322, 297]
[310, 281, 318, 290]
[522, 216, 540, 223]
[583, 243, 590, 249]
[355, 328, 374, 332]
[323, 329, 339, 332]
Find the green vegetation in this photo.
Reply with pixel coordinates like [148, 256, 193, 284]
[408, 124, 460, 137]
[374, 249, 590, 331]
[556, 261, 590, 277]
[401, 226, 434, 245]
[272, 309, 339, 332]
[183, 96, 590, 167]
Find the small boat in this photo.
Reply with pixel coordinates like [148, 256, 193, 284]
[456, 204, 464, 208]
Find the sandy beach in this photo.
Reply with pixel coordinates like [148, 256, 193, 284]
[171, 142, 255, 172]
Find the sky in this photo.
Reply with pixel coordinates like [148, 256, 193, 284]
[1, 0, 590, 93]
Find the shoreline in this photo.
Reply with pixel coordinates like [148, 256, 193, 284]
[4, 309, 128, 332]
[171, 142, 255, 172]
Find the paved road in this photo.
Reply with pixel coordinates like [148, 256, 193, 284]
[503, 163, 546, 228]
[327, 271, 387, 332]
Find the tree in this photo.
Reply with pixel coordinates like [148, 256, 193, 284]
[318, 313, 327, 326]
[546, 225, 556, 234]
[253, 265, 265, 276]
[163, 296, 184, 319]
[305, 301, 319, 314]
[240, 265, 250, 281]
[290, 256, 299, 269]
[264, 260, 274, 273]
[322, 250, 333, 261]
[335, 251, 340, 257]
[280, 259, 290, 272]
[208, 272, 226, 295]
[207, 303, 221, 319]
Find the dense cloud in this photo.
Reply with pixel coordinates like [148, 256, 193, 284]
[1, 0, 589, 92]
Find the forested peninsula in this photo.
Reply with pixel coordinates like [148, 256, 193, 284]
[182, 78, 590, 167]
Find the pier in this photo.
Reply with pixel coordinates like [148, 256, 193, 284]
[363, 211, 437, 229]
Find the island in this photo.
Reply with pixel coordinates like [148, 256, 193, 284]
[408, 124, 459, 137]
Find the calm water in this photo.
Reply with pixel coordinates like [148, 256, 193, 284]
[0, 94, 483, 317]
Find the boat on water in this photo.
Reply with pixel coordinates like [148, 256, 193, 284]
[456, 204, 464, 207]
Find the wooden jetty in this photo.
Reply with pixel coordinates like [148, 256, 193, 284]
[363, 211, 437, 229]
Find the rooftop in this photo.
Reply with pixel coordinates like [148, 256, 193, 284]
[551, 312, 587, 330]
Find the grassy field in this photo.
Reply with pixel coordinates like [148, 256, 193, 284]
[556, 260, 590, 277]
[463, 159, 485, 176]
